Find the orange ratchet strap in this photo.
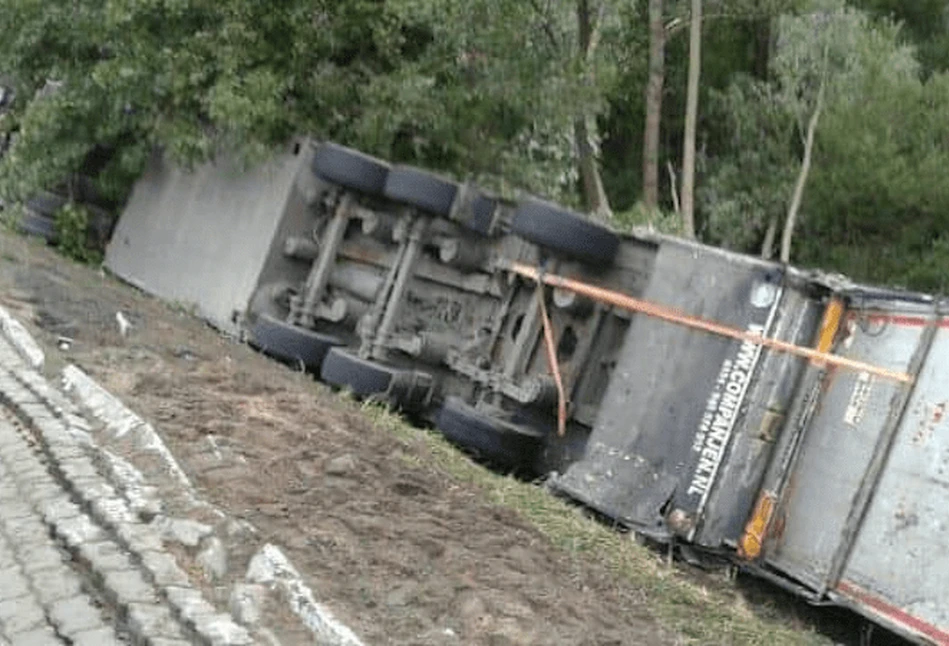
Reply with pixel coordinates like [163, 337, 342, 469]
[510, 261, 913, 385]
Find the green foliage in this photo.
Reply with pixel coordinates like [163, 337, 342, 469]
[798, 66, 949, 290]
[849, 0, 949, 74]
[700, 76, 798, 249]
[54, 202, 102, 265]
[0, 0, 630, 208]
[353, 0, 627, 201]
[613, 202, 687, 237]
[0, 0, 412, 201]
[0, 201, 28, 234]
[1, 0, 947, 292]
[700, 0, 949, 290]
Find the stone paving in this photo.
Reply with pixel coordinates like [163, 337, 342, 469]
[0, 407, 130, 644]
[0, 301, 370, 646]
[0, 334, 252, 646]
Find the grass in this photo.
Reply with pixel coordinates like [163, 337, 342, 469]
[358, 400, 830, 646]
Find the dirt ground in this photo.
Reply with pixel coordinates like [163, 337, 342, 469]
[0, 232, 680, 645]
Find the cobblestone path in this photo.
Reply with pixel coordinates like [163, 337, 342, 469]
[0, 335, 251, 646]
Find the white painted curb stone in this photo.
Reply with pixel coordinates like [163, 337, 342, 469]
[61, 364, 194, 490]
[0, 305, 44, 368]
[247, 544, 365, 646]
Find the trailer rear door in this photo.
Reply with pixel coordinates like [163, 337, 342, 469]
[761, 294, 949, 645]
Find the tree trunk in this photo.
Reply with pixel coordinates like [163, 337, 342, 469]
[642, 0, 665, 209]
[760, 216, 777, 259]
[752, 14, 772, 81]
[575, 0, 612, 219]
[575, 117, 612, 219]
[679, 0, 702, 239]
[666, 161, 680, 215]
[780, 78, 825, 264]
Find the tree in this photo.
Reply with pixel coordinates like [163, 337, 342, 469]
[0, 1, 414, 202]
[636, 0, 799, 220]
[849, 0, 949, 75]
[575, 0, 613, 219]
[679, 0, 702, 238]
[0, 0, 623, 211]
[779, 42, 826, 263]
[703, 0, 942, 280]
[770, 2, 895, 262]
[642, 0, 666, 210]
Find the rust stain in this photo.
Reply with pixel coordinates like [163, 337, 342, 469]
[337, 241, 391, 268]
[933, 402, 945, 424]
[769, 510, 787, 543]
[738, 491, 776, 560]
[912, 401, 946, 446]
[893, 501, 919, 533]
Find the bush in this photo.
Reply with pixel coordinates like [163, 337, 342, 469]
[54, 202, 102, 265]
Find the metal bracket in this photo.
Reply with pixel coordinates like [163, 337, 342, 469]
[296, 193, 353, 327]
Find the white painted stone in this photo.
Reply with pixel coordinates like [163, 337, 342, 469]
[197, 536, 228, 581]
[116, 311, 132, 337]
[101, 450, 163, 519]
[229, 584, 267, 626]
[225, 519, 258, 540]
[61, 365, 193, 488]
[194, 613, 253, 645]
[246, 544, 364, 646]
[0, 306, 44, 369]
[153, 516, 213, 548]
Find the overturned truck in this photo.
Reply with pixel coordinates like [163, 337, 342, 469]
[107, 140, 949, 645]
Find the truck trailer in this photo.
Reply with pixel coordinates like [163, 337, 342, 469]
[107, 140, 949, 645]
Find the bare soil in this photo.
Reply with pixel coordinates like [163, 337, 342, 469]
[0, 233, 675, 645]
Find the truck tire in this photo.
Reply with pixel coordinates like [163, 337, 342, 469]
[511, 198, 620, 265]
[247, 282, 341, 371]
[312, 142, 390, 196]
[320, 347, 394, 396]
[435, 397, 543, 470]
[383, 166, 458, 217]
[249, 314, 341, 372]
[321, 348, 434, 411]
[25, 192, 67, 218]
[18, 212, 57, 243]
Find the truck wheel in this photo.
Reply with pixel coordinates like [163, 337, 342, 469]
[18, 212, 57, 243]
[383, 166, 458, 217]
[250, 314, 340, 372]
[312, 142, 390, 196]
[247, 282, 341, 371]
[25, 192, 67, 218]
[435, 397, 543, 470]
[511, 198, 620, 265]
[320, 347, 395, 396]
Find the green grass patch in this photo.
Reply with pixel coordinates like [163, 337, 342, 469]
[358, 400, 829, 646]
